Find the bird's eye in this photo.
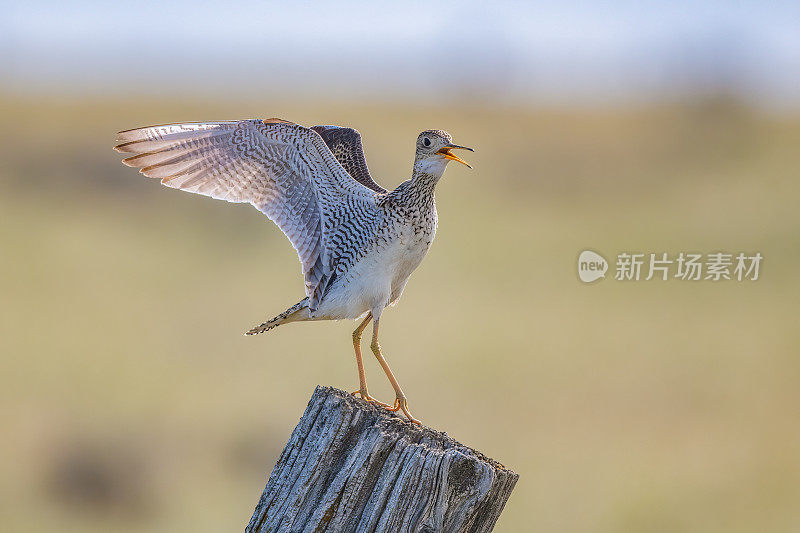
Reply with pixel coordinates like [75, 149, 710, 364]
[423, 137, 431, 147]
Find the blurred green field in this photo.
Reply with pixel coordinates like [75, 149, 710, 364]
[1, 94, 798, 532]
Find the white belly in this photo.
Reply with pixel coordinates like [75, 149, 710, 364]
[314, 225, 432, 320]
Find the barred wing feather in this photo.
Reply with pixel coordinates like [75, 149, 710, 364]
[311, 125, 387, 193]
[114, 119, 380, 311]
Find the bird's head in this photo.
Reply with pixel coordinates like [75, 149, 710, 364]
[413, 130, 473, 176]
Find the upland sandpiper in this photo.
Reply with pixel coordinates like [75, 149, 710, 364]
[114, 119, 472, 423]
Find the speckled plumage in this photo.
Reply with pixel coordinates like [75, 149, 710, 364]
[115, 119, 472, 422]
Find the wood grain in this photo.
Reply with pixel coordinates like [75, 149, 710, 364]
[247, 386, 518, 532]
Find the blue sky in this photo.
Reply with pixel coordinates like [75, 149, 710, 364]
[3, 1, 799, 106]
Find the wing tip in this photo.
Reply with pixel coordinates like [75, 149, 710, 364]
[138, 166, 167, 180]
[115, 121, 234, 144]
[114, 140, 140, 153]
[116, 127, 151, 143]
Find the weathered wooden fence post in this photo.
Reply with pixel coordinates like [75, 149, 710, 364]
[246, 386, 518, 532]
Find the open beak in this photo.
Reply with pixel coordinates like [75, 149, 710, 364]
[437, 143, 474, 169]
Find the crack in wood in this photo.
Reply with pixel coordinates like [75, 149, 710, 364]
[246, 386, 518, 533]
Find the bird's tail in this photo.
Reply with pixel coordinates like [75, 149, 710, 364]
[245, 298, 310, 335]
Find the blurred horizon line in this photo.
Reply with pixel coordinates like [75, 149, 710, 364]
[3, 1, 800, 111]
[2, 87, 797, 119]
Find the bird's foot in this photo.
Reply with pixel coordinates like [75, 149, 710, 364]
[389, 397, 421, 425]
[351, 389, 394, 410]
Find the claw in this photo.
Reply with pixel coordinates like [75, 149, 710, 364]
[351, 389, 394, 410]
[390, 397, 420, 425]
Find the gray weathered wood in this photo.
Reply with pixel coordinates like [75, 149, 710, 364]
[246, 386, 518, 533]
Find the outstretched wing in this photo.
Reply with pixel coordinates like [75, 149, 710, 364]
[114, 118, 381, 310]
[311, 125, 387, 193]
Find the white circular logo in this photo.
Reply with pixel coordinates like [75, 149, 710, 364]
[578, 250, 608, 283]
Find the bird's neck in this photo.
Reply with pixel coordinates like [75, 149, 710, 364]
[410, 158, 446, 196]
[410, 170, 440, 198]
[387, 168, 438, 215]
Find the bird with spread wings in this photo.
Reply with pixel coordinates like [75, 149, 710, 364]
[115, 118, 473, 423]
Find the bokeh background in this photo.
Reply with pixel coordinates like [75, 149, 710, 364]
[2, 2, 799, 531]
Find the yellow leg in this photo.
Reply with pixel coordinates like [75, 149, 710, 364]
[351, 313, 393, 409]
[370, 317, 420, 424]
